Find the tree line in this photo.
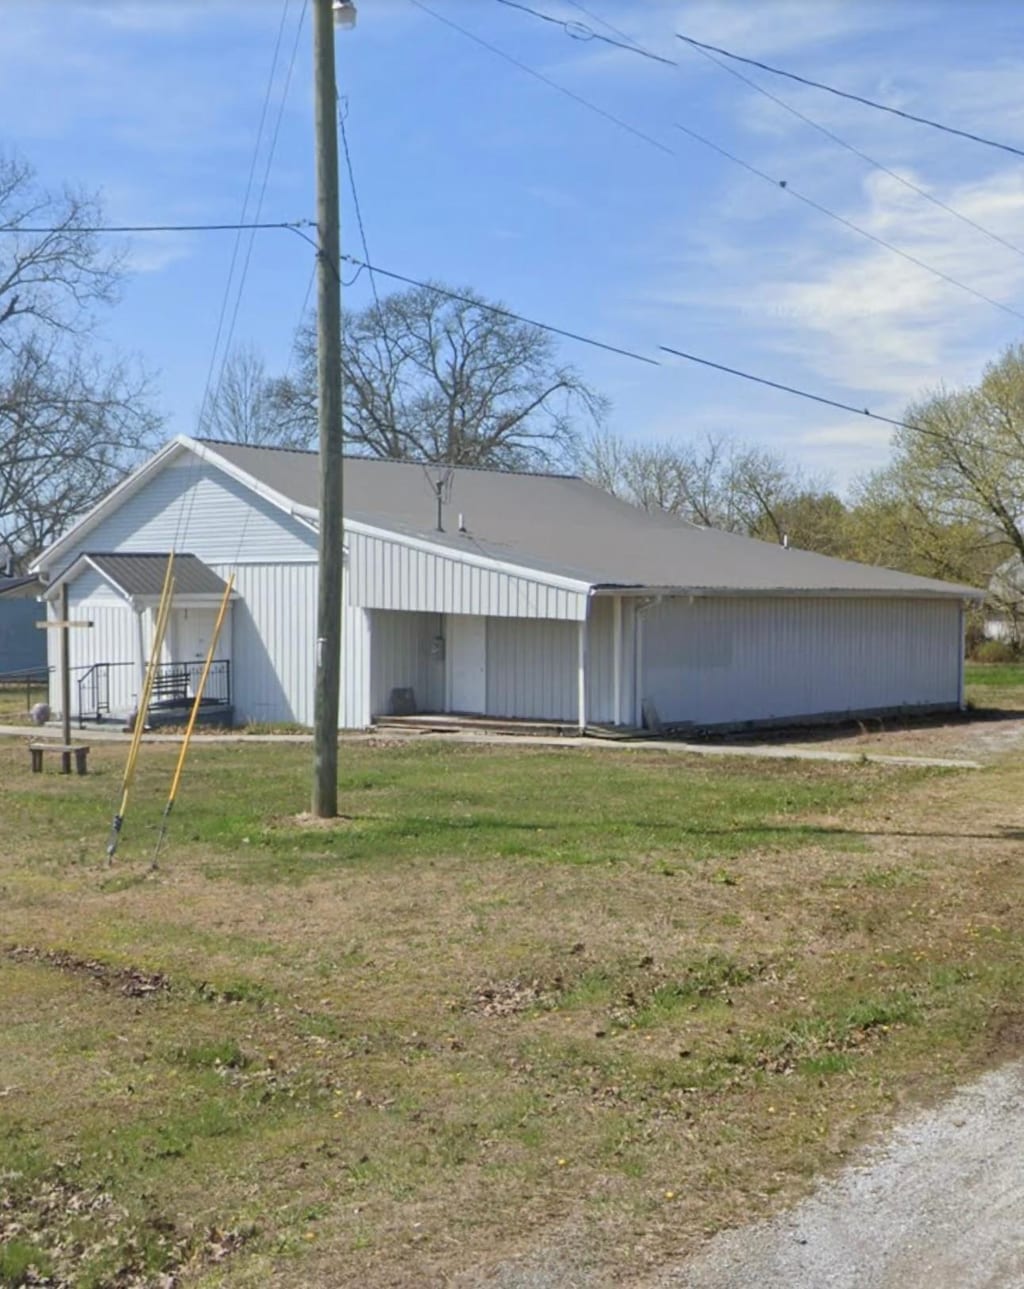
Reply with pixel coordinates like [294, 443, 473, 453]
[1, 155, 1020, 635]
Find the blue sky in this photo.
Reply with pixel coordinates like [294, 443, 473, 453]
[4, 0, 1024, 492]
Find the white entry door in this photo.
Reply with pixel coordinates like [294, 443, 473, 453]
[174, 607, 230, 664]
[447, 615, 486, 714]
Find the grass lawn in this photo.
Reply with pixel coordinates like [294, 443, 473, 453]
[2, 737, 1023, 1286]
[0, 679, 47, 725]
[965, 661, 1024, 712]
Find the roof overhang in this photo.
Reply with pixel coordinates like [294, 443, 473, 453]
[43, 553, 239, 611]
[591, 584, 984, 602]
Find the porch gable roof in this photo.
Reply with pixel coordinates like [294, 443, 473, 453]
[44, 552, 231, 603]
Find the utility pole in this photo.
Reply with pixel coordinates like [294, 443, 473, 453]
[311, 0, 346, 817]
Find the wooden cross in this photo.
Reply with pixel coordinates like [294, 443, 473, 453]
[36, 584, 93, 746]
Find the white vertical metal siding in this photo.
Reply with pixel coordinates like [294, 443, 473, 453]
[369, 609, 445, 716]
[210, 562, 370, 729]
[641, 595, 964, 726]
[342, 604, 372, 730]
[61, 571, 140, 718]
[348, 530, 586, 620]
[219, 562, 317, 726]
[586, 596, 616, 724]
[486, 617, 578, 720]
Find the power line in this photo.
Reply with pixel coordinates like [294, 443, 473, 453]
[0, 220, 313, 235]
[341, 253, 1024, 459]
[495, 0, 675, 66]
[410, 0, 674, 156]
[541, 0, 1024, 265]
[658, 344, 908, 430]
[676, 33, 1024, 162]
[195, 0, 294, 445]
[338, 100, 381, 307]
[214, 0, 310, 408]
[435, 0, 1024, 326]
[0, 205, 1000, 452]
[340, 253, 660, 365]
[673, 32, 1024, 263]
[672, 122, 1024, 325]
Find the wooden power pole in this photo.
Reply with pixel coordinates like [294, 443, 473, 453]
[311, 0, 344, 817]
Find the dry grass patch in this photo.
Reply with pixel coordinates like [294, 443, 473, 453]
[1, 736, 1023, 1285]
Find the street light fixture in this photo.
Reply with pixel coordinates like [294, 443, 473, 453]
[333, 1, 357, 28]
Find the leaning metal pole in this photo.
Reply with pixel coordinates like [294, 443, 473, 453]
[311, 0, 344, 817]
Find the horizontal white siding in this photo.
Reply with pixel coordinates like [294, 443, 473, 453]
[641, 595, 963, 727]
[486, 617, 578, 721]
[348, 531, 586, 621]
[50, 460, 317, 574]
[369, 610, 445, 716]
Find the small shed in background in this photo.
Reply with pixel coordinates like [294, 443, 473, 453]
[0, 574, 45, 678]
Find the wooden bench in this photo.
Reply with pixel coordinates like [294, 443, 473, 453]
[29, 743, 90, 775]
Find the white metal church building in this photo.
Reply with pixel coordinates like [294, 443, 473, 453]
[32, 436, 980, 732]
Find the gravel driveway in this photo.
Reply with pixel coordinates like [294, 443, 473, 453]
[650, 1059, 1024, 1289]
[467, 1060, 1024, 1289]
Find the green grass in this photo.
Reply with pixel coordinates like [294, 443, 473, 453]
[0, 736, 1020, 1286]
[0, 679, 46, 724]
[964, 662, 1024, 687]
[0, 739, 926, 883]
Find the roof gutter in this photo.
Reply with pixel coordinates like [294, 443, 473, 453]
[591, 584, 984, 602]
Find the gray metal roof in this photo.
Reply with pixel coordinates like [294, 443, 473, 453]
[0, 575, 41, 599]
[203, 440, 981, 600]
[86, 553, 228, 597]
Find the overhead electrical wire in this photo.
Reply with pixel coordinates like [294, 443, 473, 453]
[341, 252, 1018, 457]
[675, 34, 1024, 162]
[195, 0, 294, 443]
[513, 0, 1024, 267]
[0, 212, 1010, 456]
[212, 0, 311, 408]
[495, 0, 675, 65]
[409, 0, 673, 155]
[339, 253, 660, 366]
[471, 1, 1024, 326]
[1, 220, 313, 235]
[339, 100, 381, 305]
[658, 345, 909, 430]
[675, 38, 1024, 263]
[671, 121, 1024, 325]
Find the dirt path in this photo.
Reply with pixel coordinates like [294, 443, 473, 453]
[649, 1058, 1024, 1289]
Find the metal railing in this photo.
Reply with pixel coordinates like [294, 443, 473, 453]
[76, 660, 135, 727]
[148, 659, 231, 711]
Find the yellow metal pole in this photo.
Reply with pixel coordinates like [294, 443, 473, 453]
[151, 575, 234, 869]
[107, 554, 175, 857]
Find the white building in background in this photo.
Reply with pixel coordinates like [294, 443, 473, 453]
[31, 435, 982, 731]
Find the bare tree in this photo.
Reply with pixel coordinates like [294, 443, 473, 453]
[199, 344, 313, 448]
[576, 429, 839, 547]
[0, 155, 159, 568]
[271, 282, 607, 468]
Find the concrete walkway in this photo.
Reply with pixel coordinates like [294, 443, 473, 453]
[0, 724, 981, 770]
